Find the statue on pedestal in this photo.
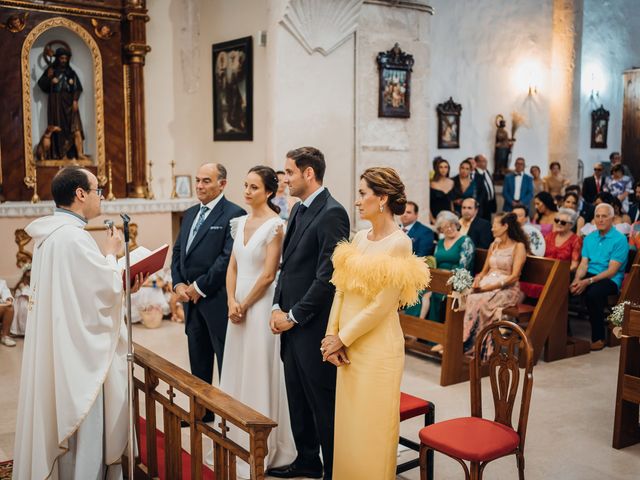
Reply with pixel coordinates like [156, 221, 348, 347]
[36, 45, 88, 161]
[494, 114, 514, 182]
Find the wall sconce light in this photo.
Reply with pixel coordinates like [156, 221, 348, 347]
[528, 84, 538, 96]
[583, 64, 604, 100]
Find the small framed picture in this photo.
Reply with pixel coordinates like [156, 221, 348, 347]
[212, 36, 253, 141]
[174, 175, 193, 198]
[377, 43, 414, 118]
[437, 97, 462, 149]
[591, 105, 609, 149]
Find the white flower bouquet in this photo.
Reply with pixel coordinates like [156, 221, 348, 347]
[446, 268, 474, 311]
[607, 301, 638, 338]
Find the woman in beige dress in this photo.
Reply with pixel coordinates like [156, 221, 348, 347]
[462, 213, 528, 359]
[543, 161, 570, 198]
[321, 167, 429, 480]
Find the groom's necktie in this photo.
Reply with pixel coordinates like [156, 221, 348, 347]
[187, 205, 209, 250]
[285, 204, 307, 249]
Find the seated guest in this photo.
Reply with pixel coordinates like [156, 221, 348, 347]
[565, 184, 594, 223]
[604, 151, 633, 182]
[400, 201, 435, 257]
[428, 211, 475, 328]
[0, 278, 16, 347]
[462, 213, 527, 359]
[546, 208, 583, 272]
[430, 158, 454, 222]
[629, 181, 640, 223]
[10, 266, 31, 336]
[131, 272, 171, 325]
[605, 164, 633, 213]
[533, 191, 558, 235]
[581, 193, 631, 236]
[530, 165, 544, 196]
[273, 170, 297, 221]
[459, 197, 493, 249]
[513, 204, 545, 256]
[543, 161, 570, 198]
[563, 191, 587, 231]
[503, 157, 534, 212]
[401, 201, 435, 317]
[570, 203, 629, 351]
[582, 162, 607, 204]
[451, 158, 475, 215]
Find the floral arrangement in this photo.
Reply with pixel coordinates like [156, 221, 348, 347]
[447, 268, 474, 293]
[607, 301, 639, 338]
[446, 268, 474, 312]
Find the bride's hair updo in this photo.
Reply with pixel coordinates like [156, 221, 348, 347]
[360, 167, 407, 216]
[249, 165, 281, 214]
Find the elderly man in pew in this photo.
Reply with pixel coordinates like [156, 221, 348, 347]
[570, 202, 629, 351]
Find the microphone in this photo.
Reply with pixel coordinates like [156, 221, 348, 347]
[120, 213, 130, 242]
[104, 219, 114, 233]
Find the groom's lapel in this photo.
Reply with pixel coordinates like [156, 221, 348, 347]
[282, 189, 329, 264]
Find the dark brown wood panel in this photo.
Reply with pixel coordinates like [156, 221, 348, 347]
[622, 69, 640, 182]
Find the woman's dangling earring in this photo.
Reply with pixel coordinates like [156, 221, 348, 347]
[379, 204, 384, 213]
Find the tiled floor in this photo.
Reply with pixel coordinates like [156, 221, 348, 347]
[1, 321, 639, 479]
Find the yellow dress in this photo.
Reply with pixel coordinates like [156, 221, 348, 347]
[327, 229, 430, 480]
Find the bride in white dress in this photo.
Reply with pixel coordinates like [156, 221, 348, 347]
[208, 166, 296, 477]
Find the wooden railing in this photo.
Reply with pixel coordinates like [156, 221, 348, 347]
[131, 343, 276, 479]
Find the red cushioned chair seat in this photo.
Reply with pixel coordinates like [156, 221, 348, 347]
[419, 417, 520, 462]
[400, 392, 431, 422]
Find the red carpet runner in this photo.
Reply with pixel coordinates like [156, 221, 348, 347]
[139, 418, 215, 479]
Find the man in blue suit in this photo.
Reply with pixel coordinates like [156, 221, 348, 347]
[503, 157, 534, 212]
[171, 163, 245, 423]
[400, 201, 435, 256]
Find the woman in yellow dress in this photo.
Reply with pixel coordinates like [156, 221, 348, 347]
[320, 167, 430, 480]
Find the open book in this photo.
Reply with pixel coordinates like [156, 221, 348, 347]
[117, 244, 169, 287]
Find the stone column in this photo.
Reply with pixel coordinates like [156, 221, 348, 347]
[548, 0, 584, 182]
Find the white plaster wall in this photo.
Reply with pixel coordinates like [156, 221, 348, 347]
[145, 0, 269, 203]
[428, 0, 553, 175]
[356, 4, 431, 227]
[578, 0, 640, 173]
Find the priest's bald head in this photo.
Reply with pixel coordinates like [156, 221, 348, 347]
[51, 166, 103, 219]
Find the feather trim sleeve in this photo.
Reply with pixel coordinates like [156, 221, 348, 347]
[330, 240, 431, 308]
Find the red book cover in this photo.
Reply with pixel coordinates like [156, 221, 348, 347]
[118, 244, 169, 288]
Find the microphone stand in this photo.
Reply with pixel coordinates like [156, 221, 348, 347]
[121, 213, 135, 480]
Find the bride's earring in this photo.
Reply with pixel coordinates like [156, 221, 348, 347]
[379, 204, 384, 213]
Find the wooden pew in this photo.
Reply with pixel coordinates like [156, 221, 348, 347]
[613, 303, 640, 449]
[401, 249, 577, 386]
[401, 269, 468, 386]
[473, 249, 586, 362]
[606, 250, 640, 347]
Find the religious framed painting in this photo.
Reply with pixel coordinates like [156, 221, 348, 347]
[212, 36, 253, 141]
[437, 97, 462, 149]
[591, 105, 609, 149]
[175, 175, 192, 198]
[376, 43, 414, 118]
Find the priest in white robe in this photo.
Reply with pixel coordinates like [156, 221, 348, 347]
[13, 166, 143, 480]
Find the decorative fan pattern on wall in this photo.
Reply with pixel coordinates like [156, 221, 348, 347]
[280, 0, 364, 56]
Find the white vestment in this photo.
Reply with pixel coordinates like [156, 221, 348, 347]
[13, 212, 128, 480]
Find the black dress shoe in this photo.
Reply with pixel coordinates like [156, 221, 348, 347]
[266, 461, 323, 479]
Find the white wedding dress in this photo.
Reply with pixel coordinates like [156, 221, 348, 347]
[207, 215, 296, 478]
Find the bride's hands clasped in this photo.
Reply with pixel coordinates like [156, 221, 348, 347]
[228, 299, 246, 323]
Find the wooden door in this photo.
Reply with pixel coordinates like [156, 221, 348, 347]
[622, 69, 640, 182]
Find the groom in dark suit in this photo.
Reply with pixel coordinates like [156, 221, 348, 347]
[268, 147, 350, 480]
[171, 163, 245, 421]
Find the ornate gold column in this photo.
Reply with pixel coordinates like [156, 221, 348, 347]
[123, 0, 151, 198]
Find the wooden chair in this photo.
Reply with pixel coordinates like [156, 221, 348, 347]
[397, 392, 435, 479]
[613, 303, 640, 449]
[418, 321, 534, 480]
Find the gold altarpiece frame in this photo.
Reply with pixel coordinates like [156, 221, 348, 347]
[21, 17, 107, 188]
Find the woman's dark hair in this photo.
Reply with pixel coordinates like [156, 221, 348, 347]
[248, 165, 280, 214]
[51, 166, 90, 207]
[460, 159, 472, 171]
[596, 191, 622, 215]
[432, 158, 450, 181]
[564, 191, 579, 206]
[611, 164, 624, 175]
[534, 191, 558, 222]
[549, 161, 561, 170]
[497, 212, 531, 253]
[286, 147, 326, 182]
[361, 167, 407, 216]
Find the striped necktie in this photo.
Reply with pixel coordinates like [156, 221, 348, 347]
[192, 205, 209, 236]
